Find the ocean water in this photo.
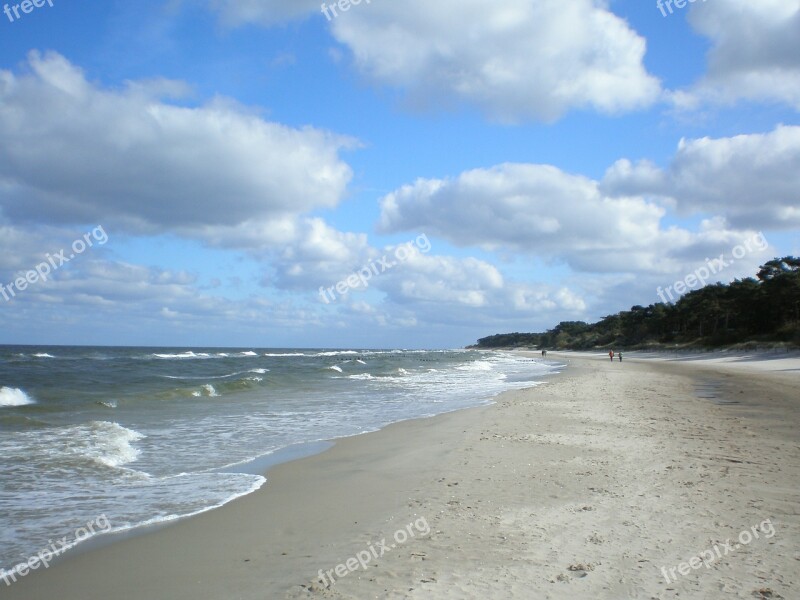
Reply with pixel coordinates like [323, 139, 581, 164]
[0, 346, 562, 572]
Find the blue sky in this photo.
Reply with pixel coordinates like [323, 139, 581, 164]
[0, 0, 798, 348]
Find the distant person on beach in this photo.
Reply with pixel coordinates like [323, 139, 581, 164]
[541, 349, 547, 358]
[618, 352, 623, 362]
[609, 350, 614, 362]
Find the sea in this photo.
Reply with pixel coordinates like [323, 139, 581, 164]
[0, 345, 562, 572]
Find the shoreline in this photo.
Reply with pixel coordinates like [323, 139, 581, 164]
[15, 439, 340, 571]
[2, 355, 558, 587]
[4, 353, 798, 599]
[1, 349, 558, 579]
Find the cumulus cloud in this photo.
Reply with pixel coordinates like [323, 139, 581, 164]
[269, 218, 373, 290]
[600, 159, 667, 200]
[0, 225, 330, 343]
[378, 163, 669, 272]
[377, 253, 505, 308]
[202, 0, 660, 122]
[0, 51, 355, 246]
[332, 250, 590, 327]
[287, 234, 590, 325]
[676, 0, 800, 109]
[334, 0, 660, 122]
[377, 160, 774, 282]
[602, 125, 800, 229]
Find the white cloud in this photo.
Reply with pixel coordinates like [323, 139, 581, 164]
[602, 125, 800, 229]
[332, 0, 661, 122]
[377, 160, 776, 286]
[0, 235, 332, 343]
[378, 163, 678, 272]
[332, 250, 590, 327]
[507, 284, 587, 313]
[677, 0, 800, 109]
[0, 53, 381, 329]
[0, 51, 355, 247]
[600, 159, 668, 200]
[269, 218, 373, 290]
[379, 253, 505, 308]
[203, 0, 660, 122]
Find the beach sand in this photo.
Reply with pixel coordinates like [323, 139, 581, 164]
[4, 354, 798, 599]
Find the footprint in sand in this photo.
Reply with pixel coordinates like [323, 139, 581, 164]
[567, 563, 595, 578]
[752, 589, 783, 599]
[586, 533, 604, 544]
[554, 563, 596, 582]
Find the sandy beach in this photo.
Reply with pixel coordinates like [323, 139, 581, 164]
[4, 353, 798, 600]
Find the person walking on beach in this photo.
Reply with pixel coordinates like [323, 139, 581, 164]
[618, 352, 623, 362]
[609, 350, 614, 362]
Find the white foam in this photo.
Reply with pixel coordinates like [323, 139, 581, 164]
[192, 384, 220, 397]
[0, 387, 35, 407]
[456, 360, 494, 372]
[164, 369, 267, 380]
[33, 353, 55, 358]
[153, 351, 212, 360]
[106, 473, 267, 533]
[63, 421, 145, 468]
[328, 365, 343, 373]
[92, 423, 143, 467]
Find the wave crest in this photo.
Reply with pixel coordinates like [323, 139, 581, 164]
[0, 387, 35, 407]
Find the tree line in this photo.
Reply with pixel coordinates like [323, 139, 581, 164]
[473, 257, 800, 350]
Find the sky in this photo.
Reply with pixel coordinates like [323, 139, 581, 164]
[0, 0, 798, 349]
